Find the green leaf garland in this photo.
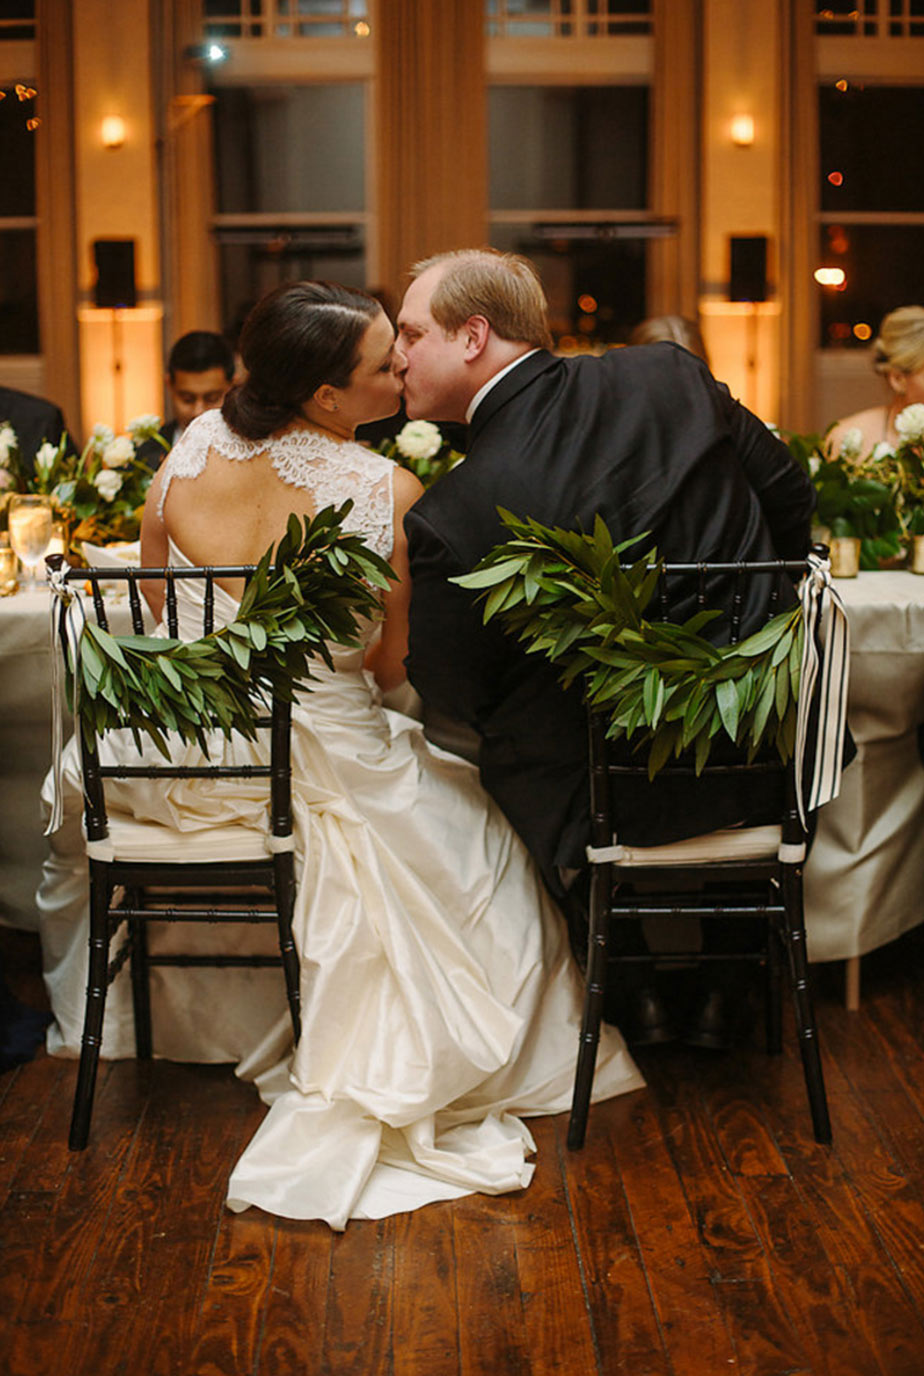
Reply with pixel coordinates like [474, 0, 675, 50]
[66, 503, 394, 758]
[453, 511, 803, 779]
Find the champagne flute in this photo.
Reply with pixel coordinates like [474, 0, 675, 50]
[7, 494, 54, 591]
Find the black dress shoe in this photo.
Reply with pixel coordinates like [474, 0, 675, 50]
[626, 986, 679, 1046]
[682, 986, 733, 1051]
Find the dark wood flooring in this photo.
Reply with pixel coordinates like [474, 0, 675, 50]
[2, 922, 924, 1376]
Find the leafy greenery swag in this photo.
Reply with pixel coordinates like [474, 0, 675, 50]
[65, 504, 393, 757]
[454, 511, 803, 779]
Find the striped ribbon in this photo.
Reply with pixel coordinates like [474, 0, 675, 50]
[794, 549, 850, 826]
[45, 567, 85, 836]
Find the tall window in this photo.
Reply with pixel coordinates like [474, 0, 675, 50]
[489, 84, 651, 348]
[213, 83, 367, 335]
[817, 82, 924, 347]
[0, 72, 39, 355]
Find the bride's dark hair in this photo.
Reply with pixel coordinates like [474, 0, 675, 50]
[222, 281, 382, 439]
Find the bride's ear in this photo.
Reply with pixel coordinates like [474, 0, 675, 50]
[462, 316, 490, 361]
[312, 383, 341, 414]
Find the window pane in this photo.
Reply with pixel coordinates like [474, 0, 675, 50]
[214, 84, 365, 214]
[218, 229, 366, 340]
[0, 0, 35, 40]
[820, 85, 924, 213]
[0, 229, 39, 354]
[490, 224, 647, 347]
[818, 223, 924, 348]
[489, 86, 648, 211]
[0, 84, 36, 216]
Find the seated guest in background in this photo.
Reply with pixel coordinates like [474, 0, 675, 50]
[397, 248, 815, 1047]
[137, 330, 235, 470]
[628, 313, 711, 367]
[0, 384, 70, 482]
[826, 305, 924, 457]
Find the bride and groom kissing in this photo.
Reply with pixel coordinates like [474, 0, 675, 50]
[42, 247, 814, 1228]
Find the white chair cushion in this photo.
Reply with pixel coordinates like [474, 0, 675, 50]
[588, 823, 782, 867]
[84, 817, 276, 864]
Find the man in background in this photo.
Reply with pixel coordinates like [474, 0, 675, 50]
[138, 331, 235, 470]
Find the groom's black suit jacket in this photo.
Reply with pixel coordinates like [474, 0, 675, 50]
[404, 343, 816, 893]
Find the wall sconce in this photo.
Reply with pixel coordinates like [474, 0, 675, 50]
[100, 115, 126, 149]
[730, 114, 755, 147]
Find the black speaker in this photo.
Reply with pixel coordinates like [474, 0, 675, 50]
[93, 239, 137, 309]
[729, 235, 768, 303]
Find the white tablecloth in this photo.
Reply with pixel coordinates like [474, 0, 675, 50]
[2, 573, 924, 961]
[0, 586, 147, 930]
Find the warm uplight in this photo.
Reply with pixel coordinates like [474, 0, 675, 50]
[100, 115, 126, 149]
[814, 267, 846, 287]
[853, 322, 872, 341]
[730, 114, 755, 147]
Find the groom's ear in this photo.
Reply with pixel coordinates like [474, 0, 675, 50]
[462, 316, 491, 361]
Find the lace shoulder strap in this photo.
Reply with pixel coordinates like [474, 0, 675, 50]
[156, 410, 243, 520]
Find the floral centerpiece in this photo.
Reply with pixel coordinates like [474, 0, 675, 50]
[780, 423, 902, 570]
[374, 419, 464, 488]
[0, 415, 169, 550]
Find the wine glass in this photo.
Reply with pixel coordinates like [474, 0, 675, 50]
[7, 494, 54, 591]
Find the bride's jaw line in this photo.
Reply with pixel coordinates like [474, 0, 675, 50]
[300, 310, 402, 441]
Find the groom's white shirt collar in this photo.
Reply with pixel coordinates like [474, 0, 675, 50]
[465, 350, 539, 425]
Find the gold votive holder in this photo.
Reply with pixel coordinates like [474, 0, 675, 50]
[911, 534, 924, 574]
[829, 535, 861, 579]
[0, 534, 18, 593]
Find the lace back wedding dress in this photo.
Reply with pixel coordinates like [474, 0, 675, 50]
[39, 410, 643, 1230]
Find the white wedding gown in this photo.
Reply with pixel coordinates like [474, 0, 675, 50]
[38, 412, 643, 1230]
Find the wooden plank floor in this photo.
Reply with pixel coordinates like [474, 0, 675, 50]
[2, 922, 924, 1376]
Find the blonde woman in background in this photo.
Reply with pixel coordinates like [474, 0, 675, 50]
[628, 314, 711, 367]
[826, 305, 924, 456]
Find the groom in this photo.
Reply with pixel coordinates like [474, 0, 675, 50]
[396, 248, 815, 904]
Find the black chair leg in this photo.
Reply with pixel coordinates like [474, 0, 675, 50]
[273, 853, 301, 1043]
[69, 864, 112, 1150]
[781, 867, 832, 1145]
[567, 862, 609, 1151]
[765, 917, 783, 1055]
[129, 891, 153, 1060]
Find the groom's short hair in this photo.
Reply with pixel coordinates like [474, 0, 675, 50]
[410, 248, 553, 351]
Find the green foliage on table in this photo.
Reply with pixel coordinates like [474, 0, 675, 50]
[66, 504, 393, 757]
[453, 511, 803, 779]
[811, 460, 903, 568]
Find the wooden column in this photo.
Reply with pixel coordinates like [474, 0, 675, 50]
[649, 0, 702, 319]
[35, 0, 82, 436]
[373, 0, 487, 303]
[778, 0, 818, 433]
[155, 0, 221, 346]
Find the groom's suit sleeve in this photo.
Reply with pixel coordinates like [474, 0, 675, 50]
[404, 506, 508, 730]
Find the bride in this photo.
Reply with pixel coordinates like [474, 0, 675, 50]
[40, 281, 642, 1229]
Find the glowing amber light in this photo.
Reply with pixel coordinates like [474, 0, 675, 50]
[577, 294, 598, 313]
[100, 116, 126, 149]
[827, 171, 844, 187]
[354, 20, 370, 36]
[814, 268, 846, 287]
[853, 323, 872, 341]
[835, 79, 849, 92]
[730, 114, 755, 147]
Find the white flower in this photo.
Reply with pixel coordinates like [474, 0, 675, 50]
[0, 422, 17, 466]
[764, 420, 780, 435]
[101, 435, 134, 468]
[895, 403, 924, 445]
[89, 423, 115, 449]
[0, 467, 12, 491]
[838, 427, 863, 461]
[94, 468, 123, 501]
[809, 453, 821, 476]
[127, 413, 163, 441]
[871, 441, 896, 461]
[395, 419, 442, 461]
[34, 441, 59, 478]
